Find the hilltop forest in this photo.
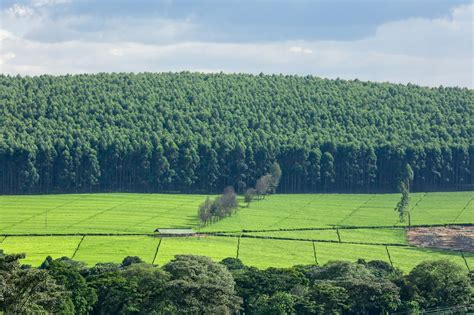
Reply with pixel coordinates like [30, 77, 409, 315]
[0, 73, 472, 194]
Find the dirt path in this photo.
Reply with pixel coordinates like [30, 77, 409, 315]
[407, 226, 473, 252]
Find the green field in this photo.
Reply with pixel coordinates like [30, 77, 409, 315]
[0, 193, 205, 234]
[0, 192, 473, 271]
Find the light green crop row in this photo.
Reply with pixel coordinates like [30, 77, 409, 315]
[1, 235, 472, 272]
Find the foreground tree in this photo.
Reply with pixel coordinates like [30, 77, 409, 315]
[40, 256, 97, 315]
[306, 261, 401, 314]
[0, 251, 71, 314]
[299, 282, 350, 314]
[407, 260, 472, 309]
[163, 255, 242, 313]
[251, 291, 295, 315]
[1, 251, 473, 314]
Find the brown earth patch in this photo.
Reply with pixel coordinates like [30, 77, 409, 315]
[407, 226, 473, 252]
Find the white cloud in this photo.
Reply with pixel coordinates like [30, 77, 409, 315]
[108, 48, 124, 57]
[31, 0, 72, 7]
[0, 3, 472, 88]
[5, 4, 35, 18]
[0, 29, 14, 41]
[289, 46, 313, 54]
[0, 52, 16, 65]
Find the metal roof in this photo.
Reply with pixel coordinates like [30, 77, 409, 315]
[155, 228, 195, 234]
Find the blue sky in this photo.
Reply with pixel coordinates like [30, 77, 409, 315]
[0, 0, 472, 87]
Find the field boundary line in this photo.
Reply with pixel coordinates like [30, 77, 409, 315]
[236, 236, 241, 259]
[385, 246, 394, 267]
[205, 223, 474, 234]
[2, 222, 472, 237]
[152, 239, 162, 265]
[71, 235, 85, 259]
[0, 236, 6, 244]
[211, 232, 414, 247]
[451, 197, 473, 224]
[0, 233, 156, 237]
[460, 251, 471, 272]
[337, 195, 375, 225]
[336, 229, 341, 242]
[312, 241, 318, 265]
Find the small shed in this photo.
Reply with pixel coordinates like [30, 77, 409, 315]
[154, 228, 196, 237]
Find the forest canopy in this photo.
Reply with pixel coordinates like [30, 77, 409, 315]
[0, 72, 472, 194]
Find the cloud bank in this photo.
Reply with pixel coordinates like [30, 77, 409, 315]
[0, 1, 472, 87]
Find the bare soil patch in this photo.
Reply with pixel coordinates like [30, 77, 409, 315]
[407, 226, 473, 252]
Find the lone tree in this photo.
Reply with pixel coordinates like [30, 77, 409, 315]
[395, 181, 410, 223]
[402, 163, 414, 191]
[395, 163, 413, 224]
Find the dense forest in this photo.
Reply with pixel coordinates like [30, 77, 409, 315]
[0, 73, 472, 194]
[2, 251, 472, 314]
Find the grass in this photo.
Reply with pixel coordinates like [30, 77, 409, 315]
[201, 192, 474, 232]
[0, 193, 205, 234]
[73, 236, 160, 265]
[238, 238, 315, 268]
[0, 234, 471, 272]
[0, 191, 472, 271]
[238, 228, 407, 245]
[314, 242, 389, 265]
[156, 236, 238, 265]
[0, 236, 82, 265]
[387, 246, 473, 271]
[240, 229, 340, 241]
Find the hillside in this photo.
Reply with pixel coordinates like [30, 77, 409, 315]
[0, 73, 473, 194]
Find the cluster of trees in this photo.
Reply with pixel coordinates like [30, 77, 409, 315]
[198, 186, 238, 224]
[245, 162, 282, 205]
[0, 252, 241, 314]
[1, 73, 472, 194]
[225, 258, 473, 314]
[1, 250, 472, 314]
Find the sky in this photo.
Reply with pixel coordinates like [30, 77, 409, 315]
[0, 0, 473, 87]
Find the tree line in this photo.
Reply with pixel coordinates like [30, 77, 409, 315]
[198, 162, 282, 224]
[198, 186, 239, 224]
[1, 250, 472, 314]
[0, 73, 472, 194]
